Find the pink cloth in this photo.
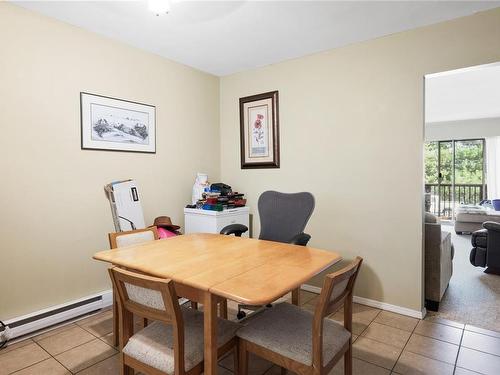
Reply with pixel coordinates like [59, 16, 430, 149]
[158, 227, 177, 239]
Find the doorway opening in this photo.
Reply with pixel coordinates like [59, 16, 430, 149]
[423, 62, 500, 332]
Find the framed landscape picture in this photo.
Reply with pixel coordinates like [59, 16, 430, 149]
[239, 91, 280, 169]
[80, 92, 156, 153]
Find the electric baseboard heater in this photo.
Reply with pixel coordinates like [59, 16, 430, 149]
[105, 179, 146, 232]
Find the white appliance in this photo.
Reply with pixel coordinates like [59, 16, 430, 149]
[105, 179, 146, 231]
[184, 207, 250, 237]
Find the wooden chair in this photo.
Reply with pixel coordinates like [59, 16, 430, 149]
[108, 226, 228, 347]
[109, 227, 160, 347]
[108, 267, 240, 375]
[237, 257, 363, 375]
[108, 226, 159, 249]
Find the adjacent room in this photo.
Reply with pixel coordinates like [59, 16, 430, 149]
[1, 1, 500, 375]
[423, 63, 500, 331]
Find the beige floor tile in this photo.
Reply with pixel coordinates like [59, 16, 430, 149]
[453, 367, 483, 375]
[301, 296, 319, 313]
[302, 302, 317, 313]
[0, 338, 34, 355]
[218, 365, 234, 375]
[424, 316, 465, 329]
[352, 336, 401, 370]
[405, 334, 459, 364]
[393, 351, 454, 375]
[299, 290, 318, 305]
[262, 365, 283, 375]
[465, 324, 500, 339]
[329, 357, 391, 375]
[55, 338, 117, 373]
[373, 311, 418, 332]
[76, 353, 120, 374]
[0, 342, 50, 375]
[219, 352, 273, 375]
[457, 346, 500, 375]
[413, 320, 463, 345]
[32, 323, 78, 343]
[307, 296, 319, 306]
[11, 357, 70, 375]
[328, 311, 371, 335]
[98, 332, 116, 348]
[36, 325, 95, 356]
[77, 310, 113, 338]
[361, 322, 411, 349]
[461, 330, 500, 356]
[352, 304, 381, 322]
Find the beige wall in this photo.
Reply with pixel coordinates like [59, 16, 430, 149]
[220, 8, 500, 311]
[2, 3, 500, 320]
[0, 3, 220, 319]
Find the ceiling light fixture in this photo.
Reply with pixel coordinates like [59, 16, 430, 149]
[148, 0, 170, 16]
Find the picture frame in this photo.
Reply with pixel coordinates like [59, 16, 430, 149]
[80, 92, 156, 153]
[239, 90, 280, 169]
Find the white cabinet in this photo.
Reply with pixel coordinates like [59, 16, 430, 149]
[184, 207, 250, 237]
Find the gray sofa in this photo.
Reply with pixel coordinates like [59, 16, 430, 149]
[455, 205, 500, 234]
[425, 213, 454, 311]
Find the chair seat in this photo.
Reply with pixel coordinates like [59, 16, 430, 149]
[237, 302, 351, 366]
[123, 307, 240, 373]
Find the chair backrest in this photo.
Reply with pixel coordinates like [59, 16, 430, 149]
[108, 267, 185, 370]
[258, 191, 315, 243]
[108, 226, 159, 249]
[108, 266, 181, 323]
[312, 257, 363, 368]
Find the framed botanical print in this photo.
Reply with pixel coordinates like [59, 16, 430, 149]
[239, 91, 280, 169]
[80, 92, 156, 153]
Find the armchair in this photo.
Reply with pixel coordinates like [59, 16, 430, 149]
[470, 221, 500, 274]
[424, 213, 454, 311]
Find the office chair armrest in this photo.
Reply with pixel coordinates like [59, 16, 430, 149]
[220, 224, 249, 237]
[290, 233, 311, 246]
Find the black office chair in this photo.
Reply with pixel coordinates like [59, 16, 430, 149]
[220, 190, 315, 318]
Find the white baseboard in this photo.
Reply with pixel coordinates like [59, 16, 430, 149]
[300, 284, 323, 295]
[4, 289, 113, 340]
[301, 284, 426, 319]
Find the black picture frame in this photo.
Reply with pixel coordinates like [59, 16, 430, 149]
[239, 91, 280, 169]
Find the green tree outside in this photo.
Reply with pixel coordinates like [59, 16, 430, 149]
[425, 140, 484, 185]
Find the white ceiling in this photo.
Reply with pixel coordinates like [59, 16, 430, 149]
[13, 1, 500, 76]
[426, 63, 500, 123]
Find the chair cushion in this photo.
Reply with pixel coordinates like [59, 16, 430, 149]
[425, 213, 438, 223]
[237, 303, 351, 366]
[123, 307, 240, 373]
[472, 229, 488, 248]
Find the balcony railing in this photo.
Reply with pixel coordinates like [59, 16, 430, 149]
[424, 183, 486, 219]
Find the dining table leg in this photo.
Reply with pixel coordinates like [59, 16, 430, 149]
[112, 286, 119, 347]
[292, 287, 300, 306]
[204, 291, 218, 375]
[220, 299, 228, 319]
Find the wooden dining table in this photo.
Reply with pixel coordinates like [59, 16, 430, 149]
[93, 233, 341, 375]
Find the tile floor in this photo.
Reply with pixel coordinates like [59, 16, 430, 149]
[1, 290, 500, 374]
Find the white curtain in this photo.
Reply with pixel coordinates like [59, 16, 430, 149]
[486, 136, 500, 199]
